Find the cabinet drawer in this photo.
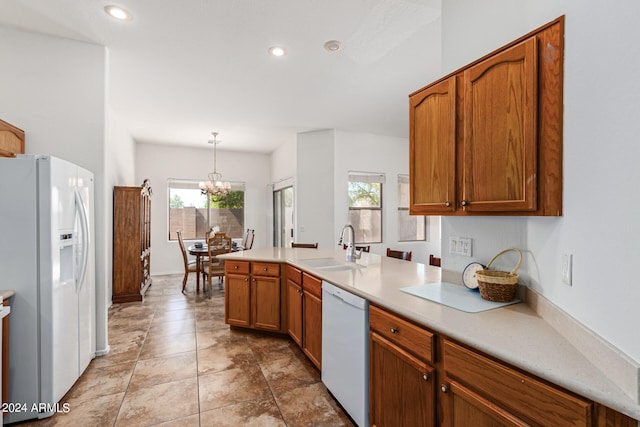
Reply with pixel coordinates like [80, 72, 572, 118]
[302, 272, 322, 298]
[251, 262, 280, 277]
[287, 265, 302, 285]
[225, 260, 250, 275]
[370, 305, 434, 363]
[443, 339, 592, 426]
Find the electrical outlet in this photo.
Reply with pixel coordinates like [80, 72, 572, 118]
[562, 253, 572, 286]
[449, 237, 458, 254]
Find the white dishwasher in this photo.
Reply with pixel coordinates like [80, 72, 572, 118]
[321, 281, 369, 427]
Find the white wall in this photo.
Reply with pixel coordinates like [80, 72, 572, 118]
[0, 26, 111, 354]
[135, 143, 270, 275]
[295, 130, 336, 249]
[440, 1, 640, 362]
[334, 130, 440, 264]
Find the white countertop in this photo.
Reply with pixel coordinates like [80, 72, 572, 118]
[219, 247, 640, 420]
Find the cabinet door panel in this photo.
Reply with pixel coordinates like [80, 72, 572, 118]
[463, 37, 538, 211]
[302, 290, 322, 370]
[370, 331, 435, 427]
[251, 276, 281, 331]
[441, 379, 529, 427]
[410, 77, 457, 214]
[287, 280, 303, 347]
[225, 274, 251, 327]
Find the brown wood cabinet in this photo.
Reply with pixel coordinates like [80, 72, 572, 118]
[0, 119, 25, 158]
[441, 339, 592, 427]
[225, 260, 283, 332]
[369, 305, 436, 427]
[410, 17, 564, 216]
[302, 272, 322, 369]
[369, 305, 637, 427]
[286, 266, 322, 370]
[286, 265, 303, 346]
[112, 180, 152, 303]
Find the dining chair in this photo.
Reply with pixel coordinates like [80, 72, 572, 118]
[240, 228, 255, 250]
[202, 234, 232, 296]
[429, 254, 441, 267]
[292, 242, 318, 248]
[343, 244, 370, 253]
[177, 230, 199, 293]
[386, 248, 412, 261]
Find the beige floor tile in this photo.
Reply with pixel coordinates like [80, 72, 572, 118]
[259, 351, 321, 394]
[147, 318, 195, 337]
[196, 325, 248, 350]
[115, 377, 199, 426]
[128, 351, 197, 392]
[152, 307, 195, 323]
[64, 361, 135, 403]
[197, 339, 256, 375]
[199, 398, 286, 427]
[198, 365, 271, 412]
[153, 413, 200, 426]
[139, 331, 196, 360]
[274, 382, 354, 427]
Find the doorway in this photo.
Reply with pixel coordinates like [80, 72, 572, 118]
[273, 185, 293, 248]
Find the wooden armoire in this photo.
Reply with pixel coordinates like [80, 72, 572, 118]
[112, 179, 152, 303]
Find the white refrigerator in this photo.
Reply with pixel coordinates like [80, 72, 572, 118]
[0, 155, 96, 423]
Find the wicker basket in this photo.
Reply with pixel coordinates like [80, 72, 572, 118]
[476, 248, 522, 302]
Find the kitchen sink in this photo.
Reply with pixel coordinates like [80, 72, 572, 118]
[317, 263, 365, 271]
[301, 258, 343, 268]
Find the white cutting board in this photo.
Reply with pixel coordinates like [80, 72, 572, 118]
[400, 282, 520, 313]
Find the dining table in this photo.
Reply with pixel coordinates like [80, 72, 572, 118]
[187, 242, 241, 292]
[187, 244, 209, 292]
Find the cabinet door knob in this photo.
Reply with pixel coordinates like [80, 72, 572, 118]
[422, 373, 429, 381]
[244, 278, 249, 282]
[390, 328, 398, 334]
[445, 201, 451, 207]
[461, 200, 468, 206]
[263, 267, 268, 271]
[441, 384, 448, 393]
[234, 265, 239, 269]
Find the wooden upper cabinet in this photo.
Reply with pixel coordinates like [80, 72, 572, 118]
[0, 119, 25, 158]
[409, 16, 564, 216]
[410, 77, 457, 214]
[462, 37, 538, 212]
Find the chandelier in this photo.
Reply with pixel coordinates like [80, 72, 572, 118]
[199, 132, 231, 197]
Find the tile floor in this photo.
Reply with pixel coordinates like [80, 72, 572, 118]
[15, 274, 354, 426]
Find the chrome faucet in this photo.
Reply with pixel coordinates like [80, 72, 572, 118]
[337, 224, 361, 262]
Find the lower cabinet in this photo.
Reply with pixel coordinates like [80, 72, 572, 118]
[369, 305, 637, 427]
[440, 339, 592, 427]
[225, 260, 282, 332]
[369, 305, 436, 427]
[301, 272, 322, 369]
[286, 266, 322, 370]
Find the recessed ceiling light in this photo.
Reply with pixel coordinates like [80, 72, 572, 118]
[323, 40, 343, 53]
[268, 46, 287, 57]
[104, 5, 132, 21]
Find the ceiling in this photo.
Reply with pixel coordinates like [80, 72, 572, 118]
[0, 0, 442, 153]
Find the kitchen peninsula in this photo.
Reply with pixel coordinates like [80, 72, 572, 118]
[219, 247, 640, 426]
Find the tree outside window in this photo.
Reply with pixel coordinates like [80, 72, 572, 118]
[348, 172, 383, 244]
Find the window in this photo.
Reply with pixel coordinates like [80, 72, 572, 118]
[398, 174, 426, 241]
[168, 179, 245, 240]
[348, 172, 383, 244]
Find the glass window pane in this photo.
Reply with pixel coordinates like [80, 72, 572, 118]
[169, 181, 208, 241]
[348, 182, 381, 208]
[349, 209, 382, 243]
[398, 209, 426, 241]
[169, 180, 245, 240]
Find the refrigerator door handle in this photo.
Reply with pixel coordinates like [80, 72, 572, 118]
[75, 190, 89, 292]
